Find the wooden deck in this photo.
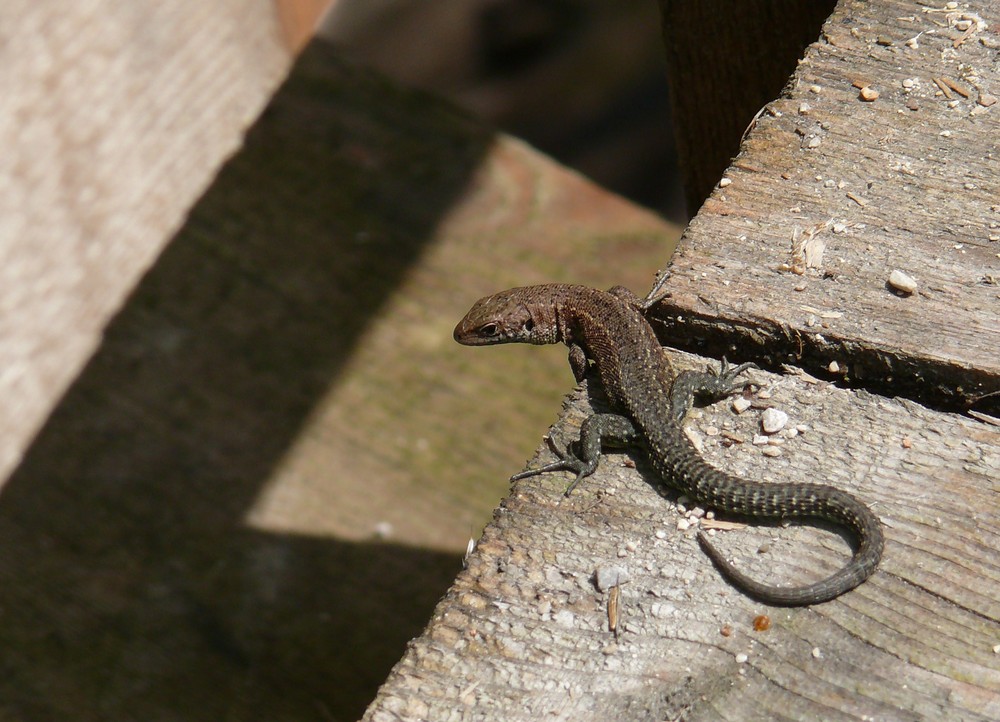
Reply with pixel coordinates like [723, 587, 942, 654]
[1, 1, 997, 720]
[364, 1, 1000, 719]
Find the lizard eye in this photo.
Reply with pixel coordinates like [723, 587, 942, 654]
[522, 319, 534, 332]
[478, 322, 499, 337]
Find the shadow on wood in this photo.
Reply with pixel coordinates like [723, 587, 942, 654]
[0, 43, 486, 720]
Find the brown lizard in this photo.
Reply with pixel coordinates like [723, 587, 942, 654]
[454, 283, 884, 605]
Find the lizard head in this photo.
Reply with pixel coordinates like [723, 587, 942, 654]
[453, 287, 556, 346]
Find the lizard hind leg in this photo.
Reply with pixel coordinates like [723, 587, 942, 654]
[510, 413, 640, 496]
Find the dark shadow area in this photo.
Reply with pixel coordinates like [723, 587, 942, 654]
[0, 41, 483, 720]
[323, 0, 687, 222]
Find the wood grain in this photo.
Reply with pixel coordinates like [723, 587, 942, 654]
[656, 0, 1000, 412]
[367, 354, 1000, 721]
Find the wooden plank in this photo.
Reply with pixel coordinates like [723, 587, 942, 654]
[0, 0, 291, 487]
[367, 353, 1000, 720]
[655, 0, 1000, 412]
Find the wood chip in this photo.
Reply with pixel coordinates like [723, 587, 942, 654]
[941, 77, 970, 98]
[700, 518, 747, 531]
[932, 77, 953, 99]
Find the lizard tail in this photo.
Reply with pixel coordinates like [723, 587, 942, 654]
[694, 483, 884, 605]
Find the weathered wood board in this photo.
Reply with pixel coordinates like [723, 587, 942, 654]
[364, 0, 1000, 719]
[657, 0, 1000, 412]
[366, 353, 1000, 721]
[0, 0, 291, 488]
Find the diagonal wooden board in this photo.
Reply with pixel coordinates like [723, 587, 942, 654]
[656, 0, 999, 411]
[365, 0, 1000, 718]
[367, 353, 999, 720]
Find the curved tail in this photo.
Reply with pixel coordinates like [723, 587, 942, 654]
[695, 483, 884, 605]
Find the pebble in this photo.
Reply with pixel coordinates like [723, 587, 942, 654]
[761, 408, 788, 434]
[735, 653, 749, 664]
[888, 269, 918, 294]
[594, 565, 629, 591]
[732, 397, 752, 414]
[554, 610, 575, 628]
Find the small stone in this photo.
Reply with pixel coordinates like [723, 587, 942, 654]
[752, 434, 770, 446]
[732, 397, 752, 414]
[901, 78, 915, 89]
[554, 610, 575, 628]
[594, 565, 629, 591]
[798, 102, 811, 115]
[655, 528, 668, 540]
[888, 269, 918, 294]
[809, 84, 822, 94]
[719, 177, 733, 188]
[978, 93, 998, 108]
[812, 647, 823, 659]
[761, 408, 789, 434]
[828, 360, 841, 374]
[735, 653, 749, 664]
[677, 518, 691, 531]
[806, 136, 822, 149]
[761, 446, 783, 458]
[859, 86, 879, 102]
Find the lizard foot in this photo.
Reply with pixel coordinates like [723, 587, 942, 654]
[701, 358, 758, 399]
[510, 435, 598, 496]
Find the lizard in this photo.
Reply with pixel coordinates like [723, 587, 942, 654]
[453, 283, 884, 605]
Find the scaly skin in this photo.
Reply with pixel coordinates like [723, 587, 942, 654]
[454, 283, 883, 605]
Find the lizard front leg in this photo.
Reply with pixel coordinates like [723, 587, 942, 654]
[511, 413, 639, 496]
